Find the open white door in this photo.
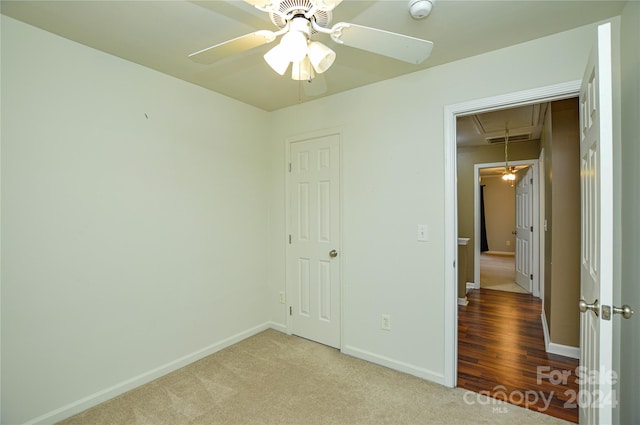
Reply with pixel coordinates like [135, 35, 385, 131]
[287, 133, 341, 348]
[515, 166, 533, 293]
[578, 22, 614, 425]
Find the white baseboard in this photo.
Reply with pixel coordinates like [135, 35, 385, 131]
[540, 307, 549, 351]
[458, 297, 468, 306]
[25, 322, 277, 425]
[268, 321, 287, 333]
[540, 312, 580, 359]
[540, 311, 551, 351]
[485, 251, 515, 256]
[24, 322, 454, 425]
[466, 282, 476, 292]
[342, 345, 445, 386]
[548, 343, 580, 359]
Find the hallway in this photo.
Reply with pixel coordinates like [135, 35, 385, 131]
[458, 289, 579, 423]
[480, 252, 529, 294]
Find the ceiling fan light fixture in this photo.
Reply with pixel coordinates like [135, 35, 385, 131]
[191, 0, 435, 86]
[307, 41, 335, 73]
[279, 30, 308, 62]
[264, 43, 291, 75]
[292, 56, 315, 81]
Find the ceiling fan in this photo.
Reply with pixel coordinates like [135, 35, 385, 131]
[189, 0, 434, 82]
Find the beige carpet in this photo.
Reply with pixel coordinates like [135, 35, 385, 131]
[480, 253, 529, 294]
[59, 330, 568, 425]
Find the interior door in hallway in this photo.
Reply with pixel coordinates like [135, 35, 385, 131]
[287, 134, 341, 348]
[515, 166, 533, 292]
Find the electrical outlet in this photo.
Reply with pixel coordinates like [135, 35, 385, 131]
[381, 314, 391, 331]
[279, 292, 286, 304]
[506, 240, 511, 246]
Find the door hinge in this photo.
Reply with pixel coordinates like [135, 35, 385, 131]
[530, 178, 533, 184]
[530, 226, 533, 232]
[530, 274, 533, 280]
[289, 306, 292, 316]
[289, 234, 292, 244]
[288, 163, 292, 172]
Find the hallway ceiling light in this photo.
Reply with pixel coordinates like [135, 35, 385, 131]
[502, 166, 516, 181]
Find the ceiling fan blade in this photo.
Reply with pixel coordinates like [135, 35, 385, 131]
[332, 23, 433, 65]
[243, 0, 274, 9]
[189, 30, 276, 64]
[311, 0, 343, 12]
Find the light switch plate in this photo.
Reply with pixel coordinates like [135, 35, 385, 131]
[417, 224, 429, 242]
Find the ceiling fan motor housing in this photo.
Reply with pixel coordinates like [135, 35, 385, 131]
[269, 0, 332, 32]
[289, 16, 312, 36]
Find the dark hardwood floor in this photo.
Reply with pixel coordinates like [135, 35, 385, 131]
[458, 288, 579, 423]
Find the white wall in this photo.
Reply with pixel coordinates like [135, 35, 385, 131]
[267, 22, 598, 382]
[1, 16, 271, 424]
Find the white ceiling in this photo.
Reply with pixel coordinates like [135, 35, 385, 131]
[1, 0, 625, 112]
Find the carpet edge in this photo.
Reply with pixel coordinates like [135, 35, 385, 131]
[24, 322, 280, 425]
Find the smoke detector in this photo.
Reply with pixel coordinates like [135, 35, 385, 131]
[408, 0, 435, 19]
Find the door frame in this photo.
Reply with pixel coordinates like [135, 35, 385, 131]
[284, 127, 344, 349]
[443, 81, 581, 387]
[472, 160, 540, 296]
[538, 148, 546, 302]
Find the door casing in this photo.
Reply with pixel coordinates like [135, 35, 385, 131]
[443, 81, 581, 387]
[471, 160, 540, 297]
